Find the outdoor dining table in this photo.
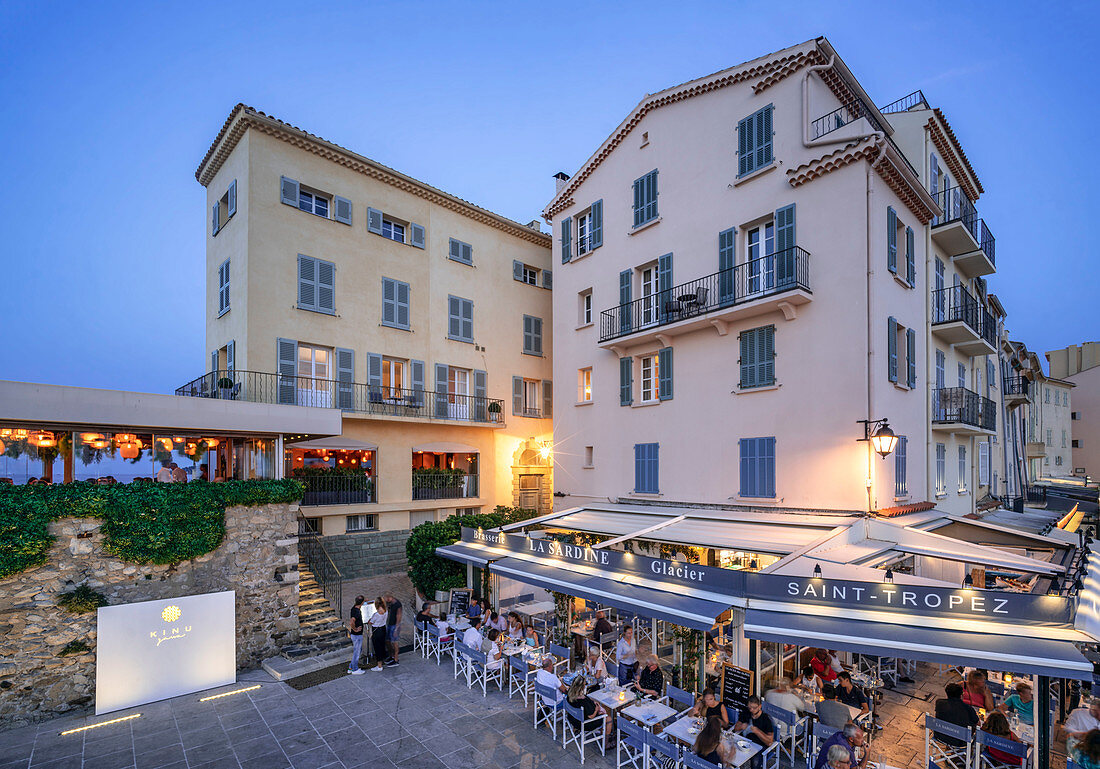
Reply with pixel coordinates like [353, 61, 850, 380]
[796, 690, 863, 722]
[621, 698, 678, 729]
[662, 713, 763, 767]
[510, 600, 556, 618]
[501, 644, 542, 664]
[589, 684, 637, 714]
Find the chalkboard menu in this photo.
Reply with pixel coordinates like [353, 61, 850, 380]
[449, 588, 472, 618]
[721, 663, 752, 715]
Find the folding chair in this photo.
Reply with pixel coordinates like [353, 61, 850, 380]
[484, 652, 506, 695]
[563, 699, 606, 763]
[762, 701, 808, 767]
[508, 654, 534, 706]
[666, 684, 695, 710]
[757, 740, 780, 769]
[683, 752, 720, 769]
[549, 642, 571, 674]
[811, 721, 839, 762]
[534, 681, 564, 739]
[453, 640, 470, 681]
[466, 647, 489, 696]
[436, 624, 455, 664]
[645, 731, 681, 769]
[412, 620, 426, 656]
[605, 659, 619, 680]
[423, 622, 439, 661]
[925, 715, 974, 769]
[616, 715, 646, 769]
[985, 680, 1006, 700]
[975, 729, 1030, 769]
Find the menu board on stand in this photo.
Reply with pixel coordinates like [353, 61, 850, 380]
[449, 587, 472, 619]
[721, 663, 753, 716]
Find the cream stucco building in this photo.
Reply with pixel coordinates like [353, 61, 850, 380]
[1047, 342, 1095, 476]
[189, 105, 554, 577]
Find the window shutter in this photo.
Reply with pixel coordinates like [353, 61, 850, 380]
[334, 195, 352, 225]
[775, 204, 796, 286]
[619, 357, 633, 406]
[740, 329, 757, 389]
[718, 227, 736, 305]
[513, 260, 524, 282]
[448, 296, 461, 339]
[335, 348, 355, 410]
[738, 113, 754, 176]
[906, 328, 917, 389]
[658, 347, 673, 401]
[224, 340, 234, 374]
[212, 203, 220, 236]
[449, 239, 461, 261]
[739, 438, 755, 497]
[759, 326, 774, 386]
[760, 437, 776, 497]
[512, 376, 523, 416]
[367, 207, 383, 235]
[645, 170, 658, 222]
[930, 154, 940, 197]
[435, 364, 449, 418]
[632, 178, 643, 227]
[316, 259, 335, 312]
[542, 380, 552, 418]
[887, 316, 898, 383]
[561, 216, 572, 263]
[298, 255, 316, 310]
[211, 350, 218, 375]
[461, 298, 473, 340]
[905, 226, 915, 285]
[219, 259, 230, 314]
[276, 338, 297, 405]
[634, 444, 644, 493]
[410, 223, 425, 249]
[657, 252, 673, 297]
[590, 199, 603, 249]
[227, 179, 236, 218]
[756, 106, 774, 169]
[533, 317, 542, 355]
[542, 269, 552, 290]
[367, 353, 382, 398]
[473, 369, 487, 422]
[396, 281, 410, 328]
[887, 207, 898, 274]
[461, 242, 472, 264]
[280, 176, 299, 206]
[382, 278, 396, 325]
[410, 360, 425, 403]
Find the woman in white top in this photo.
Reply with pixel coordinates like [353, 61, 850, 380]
[485, 628, 504, 670]
[583, 646, 608, 679]
[794, 664, 822, 695]
[367, 598, 389, 672]
[507, 613, 524, 641]
[615, 624, 638, 685]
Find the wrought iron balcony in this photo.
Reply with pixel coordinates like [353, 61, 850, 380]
[930, 186, 996, 277]
[879, 90, 929, 114]
[599, 247, 811, 344]
[412, 472, 479, 500]
[811, 99, 887, 140]
[175, 370, 505, 425]
[1003, 376, 1030, 406]
[932, 387, 996, 433]
[931, 286, 996, 356]
[298, 475, 376, 506]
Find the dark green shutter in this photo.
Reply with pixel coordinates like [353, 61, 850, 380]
[738, 114, 754, 176]
[657, 253, 673, 321]
[775, 204, 796, 287]
[335, 348, 354, 409]
[619, 269, 632, 334]
[561, 217, 572, 263]
[759, 326, 775, 386]
[590, 200, 603, 249]
[740, 329, 757, 388]
[905, 226, 916, 285]
[906, 328, 917, 389]
[276, 338, 297, 404]
[887, 207, 898, 274]
[718, 227, 736, 305]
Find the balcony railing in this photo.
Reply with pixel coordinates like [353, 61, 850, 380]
[411, 472, 479, 500]
[1003, 376, 1030, 398]
[931, 286, 997, 348]
[879, 90, 929, 114]
[932, 185, 979, 239]
[599, 246, 811, 343]
[811, 99, 887, 140]
[978, 219, 996, 265]
[933, 387, 997, 431]
[298, 475, 376, 507]
[175, 370, 505, 425]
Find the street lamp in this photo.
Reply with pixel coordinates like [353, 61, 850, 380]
[857, 419, 898, 459]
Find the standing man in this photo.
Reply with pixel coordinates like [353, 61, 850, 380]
[156, 461, 174, 483]
[384, 592, 403, 667]
[347, 595, 365, 675]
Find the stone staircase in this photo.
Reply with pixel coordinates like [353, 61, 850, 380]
[281, 562, 347, 660]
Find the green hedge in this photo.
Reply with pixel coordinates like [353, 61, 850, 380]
[0, 479, 303, 579]
[405, 505, 537, 598]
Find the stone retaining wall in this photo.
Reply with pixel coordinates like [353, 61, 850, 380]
[319, 528, 409, 580]
[0, 502, 299, 726]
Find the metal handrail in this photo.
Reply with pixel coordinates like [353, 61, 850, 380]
[931, 185, 980, 242]
[879, 90, 928, 114]
[175, 370, 506, 425]
[411, 472, 479, 500]
[932, 387, 997, 431]
[978, 219, 996, 264]
[931, 286, 997, 348]
[296, 475, 376, 506]
[297, 523, 343, 621]
[1003, 376, 1030, 397]
[811, 99, 887, 140]
[599, 246, 811, 343]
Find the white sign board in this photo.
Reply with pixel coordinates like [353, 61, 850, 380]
[96, 590, 236, 714]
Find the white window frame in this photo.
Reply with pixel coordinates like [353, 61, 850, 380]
[522, 378, 541, 417]
[298, 187, 330, 218]
[640, 355, 659, 403]
[958, 445, 968, 493]
[578, 368, 592, 403]
[381, 218, 406, 244]
[298, 343, 331, 383]
[523, 266, 539, 286]
[580, 291, 593, 326]
[449, 367, 470, 402]
[936, 443, 946, 494]
[382, 357, 406, 397]
[746, 222, 776, 295]
[346, 514, 377, 533]
[576, 211, 592, 256]
[640, 265, 660, 326]
[218, 258, 230, 317]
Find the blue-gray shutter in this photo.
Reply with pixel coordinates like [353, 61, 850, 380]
[336, 348, 354, 410]
[634, 445, 644, 493]
[905, 226, 915, 285]
[657, 253, 673, 322]
[739, 438, 755, 496]
[280, 176, 298, 206]
[316, 259, 335, 313]
[619, 269, 632, 334]
[367, 352, 382, 400]
[887, 207, 898, 274]
[906, 328, 917, 389]
[219, 259, 230, 314]
[590, 200, 603, 249]
[759, 437, 776, 497]
[449, 238, 461, 262]
[211, 350, 218, 375]
[226, 340, 234, 374]
[930, 154, 940, 198]
[561, 217, 572, 263]
[644, 170, 658, 222]
[512, 376, 523, 416]
[619, 357, 633, 406]
[634, 444, 658, 493]
[276, 338, 297, 405]
[513, 260, 524, 282]
[759, 326, 774, 386]
[718, 227, 736, 305]
[542, 269, 552, 290]
[396, 281, 410, 328]
[298, 255, 316, 310]
[888, 316, 898, 383]
[448, 296, 461, 339]
[334, 195, 352, 225]
[896, 436, 908, 495]
[212, 203, 220, 236]
[740, 329, 757, 389]
[775, 204, 796, 287]
[657, 347, 673, 401]
[632, 177, 644, 227]
[542, 380, 552, 418]
[410, 360, 425, 406]
[410, 223, 425, 249]
[756, 106, 773, 169]
[738, 113, 754, 176]
[382, 278, 396, 326]
[434, 364, 449, 417]
[460, 298, 473, 340]
[532, 316, 543, 355]
[367, 207, 383, 235]
[473, 369, 487, 422]
[227, 179, 236, 218]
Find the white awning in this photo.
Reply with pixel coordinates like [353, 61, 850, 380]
[412, 442, 479, 453]
[290, 436, 378, 451]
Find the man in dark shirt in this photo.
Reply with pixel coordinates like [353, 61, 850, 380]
[347, 595, 365, 675]
[384, 592, 403, 667]
[814, 723, 869, 769]
[734, 695, 775, 748]
[592, 610, 613, 638]
[415, 600, 436, 625]
[933, 682, 978, 747]
[835, 672, 869, 715]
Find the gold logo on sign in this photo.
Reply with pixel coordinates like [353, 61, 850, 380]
[162, 605, 181, 623]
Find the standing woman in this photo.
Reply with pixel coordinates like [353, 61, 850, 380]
[367, 597, 389, 672]
[616, 625, 638, 686]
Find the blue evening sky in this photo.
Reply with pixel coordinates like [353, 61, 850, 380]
[1, 1, 1096, 393]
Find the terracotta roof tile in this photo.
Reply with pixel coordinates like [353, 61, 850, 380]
[875, 501, 936, 517]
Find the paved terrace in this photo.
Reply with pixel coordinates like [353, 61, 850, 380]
[0, 651, 1069, 769]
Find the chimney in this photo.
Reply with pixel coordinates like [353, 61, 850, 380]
[553, 171, 570, 194]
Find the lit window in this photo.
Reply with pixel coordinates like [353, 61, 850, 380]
[640, 355, 659, 403]
[523, 379, 541, 417]
[346, 514, 377, 533]
[578, 368, 592, 403]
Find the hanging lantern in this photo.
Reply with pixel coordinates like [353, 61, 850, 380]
[172, 436, 184, 444]
[81, 432, 104, 444]
[159, 438, 173, 450]
[91, 438, 109, 450]
[120, 442, 139, 460]
[36, 432, 56, 449]
[13, 429, 28, 439]
[205, 438, 219, 448]
[185, 442, 198, 453]
[115, 433, 136, 443]
[0, 428, 10, 438]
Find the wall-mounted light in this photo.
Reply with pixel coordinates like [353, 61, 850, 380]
[857, 419, 898, 458]
[962, 573, 974, 589]
[884, 568, 894, 584]
[1047, 577, 1062, 596]
[813, 563, 823, 579]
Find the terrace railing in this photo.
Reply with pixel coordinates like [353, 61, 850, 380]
[811, 99, 887, 140]
[931, 185, 980, 243]
[297, 523, 342, 619]
[298, 475, 376, 506]
[1003, 376, 1030, 398]
[931, 286, 997, 348]
[879, 90, 929, 114]
[411, 472, 479, 500]
[599, 246, 810, 343]
[932, 387, 997, 431]
[979, 219, 996, 265]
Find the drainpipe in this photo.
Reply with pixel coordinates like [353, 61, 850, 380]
[864, 137, 888, 514]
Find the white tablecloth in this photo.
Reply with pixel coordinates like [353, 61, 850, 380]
[622, 700, 678, 728]
[662, 714, 763, 768]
